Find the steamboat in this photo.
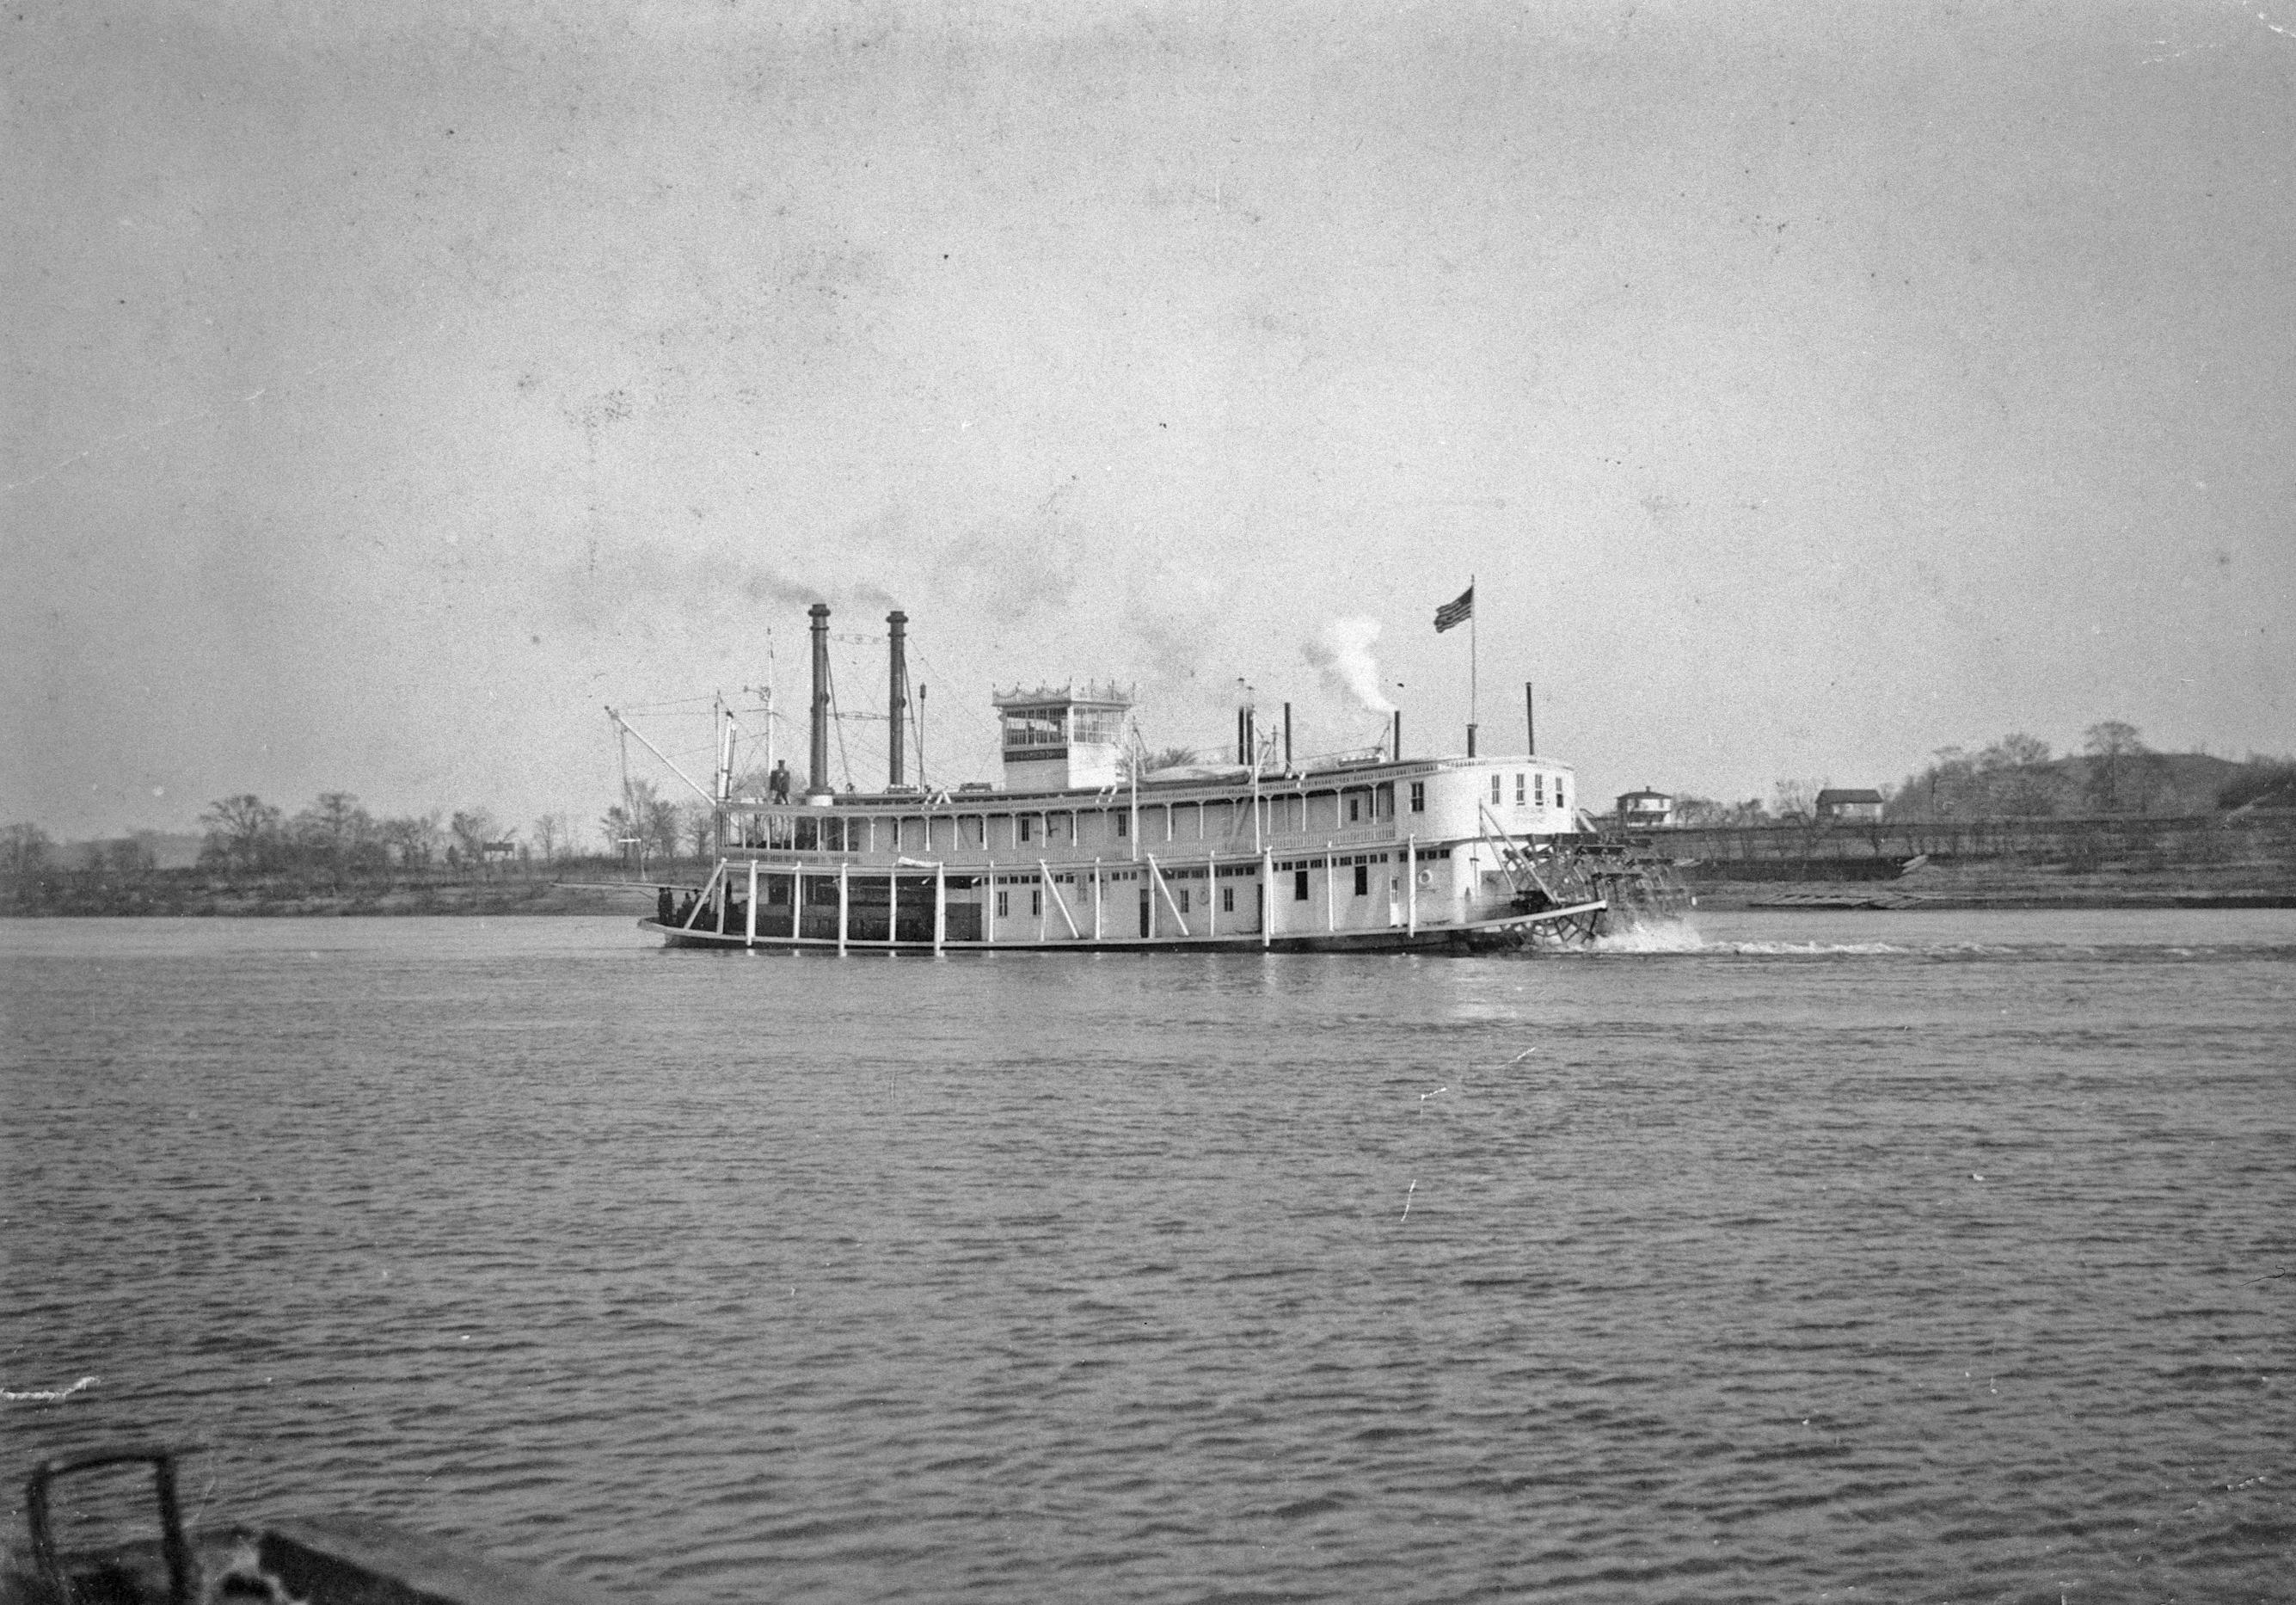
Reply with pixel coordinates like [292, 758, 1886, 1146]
[635, 606, 1685, 954]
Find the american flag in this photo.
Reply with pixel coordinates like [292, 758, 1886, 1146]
[1433, 584, 1474, 633]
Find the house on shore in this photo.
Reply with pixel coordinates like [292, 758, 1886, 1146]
[1814, 788, 1885, 823]
[1615, 788, 1674, 828]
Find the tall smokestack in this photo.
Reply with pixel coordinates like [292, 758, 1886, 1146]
[887, 610, 908, 789]
[807, 603, 832, 800]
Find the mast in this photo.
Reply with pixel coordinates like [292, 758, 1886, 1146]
[807, 603, 832, 801]
[887, 610, 908, 788]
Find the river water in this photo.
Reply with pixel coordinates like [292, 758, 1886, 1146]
[2, 910, 2290, 1603]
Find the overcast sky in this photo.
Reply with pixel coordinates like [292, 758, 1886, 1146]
[8, 0, 2293, 841]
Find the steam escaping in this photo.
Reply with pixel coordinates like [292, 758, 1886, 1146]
[1304, 616, 1397, 714]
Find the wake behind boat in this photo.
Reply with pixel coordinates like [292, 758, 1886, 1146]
[629, 606, 1686, 954]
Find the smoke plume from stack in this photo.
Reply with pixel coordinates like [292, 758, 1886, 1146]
[1304, 617, 1397, 714]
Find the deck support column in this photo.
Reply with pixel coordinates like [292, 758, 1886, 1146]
[1326, 842, 1335, 932]
[1206, 855, 1216, 938]
[888, 869, 897, 953]
[1406, 836, 1417, 938]
[1261, 848, 1274, 948]
[934, 864, 946, 954]
[746, 859, 758, 946]
[985, 860, 996, 944]
[837, 863, 849, 954]
[1092, 859, 1102, 941]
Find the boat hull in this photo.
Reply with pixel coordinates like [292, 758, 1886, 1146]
[639, 901, 1611, 955]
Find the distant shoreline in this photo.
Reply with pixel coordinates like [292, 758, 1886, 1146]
[9, 878, 2294, 919]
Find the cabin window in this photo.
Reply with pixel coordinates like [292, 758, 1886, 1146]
[1515, 774, 1526, 806]
[1409, 781, 1426, 813]
[1348, 795, 1360, 823]
[1556, 779, 1567, 810]
[1293, 869, 1310, 901]
[1534, 776, 1544, 807]
[997, 890, 1009, 919]
[1030, 889, 1042, 917]
[1001, 705, 1066, 751]
[1490, 776, 1502, 804]
[1221, 886, 1234, 913]
[1354, 864, 1368, 897]
[795, 817, 818, 851]
[1116, 811, 1128, 838]
[1178, 889, 1190, 914]
[1376, 784, 1393, 818]
[1019, 815, 1033, 844]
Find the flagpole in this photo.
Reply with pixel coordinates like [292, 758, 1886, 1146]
[1468, 572, 1478, 758]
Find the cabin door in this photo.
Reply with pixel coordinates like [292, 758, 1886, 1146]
[1139, 889, 1151, 938]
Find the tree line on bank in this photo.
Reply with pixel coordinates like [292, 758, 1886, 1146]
[0, 777, 734, 895]
[1667, 723, 2293, 827]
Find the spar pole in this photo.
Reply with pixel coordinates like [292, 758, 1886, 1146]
[1467, 571, 1478, 758]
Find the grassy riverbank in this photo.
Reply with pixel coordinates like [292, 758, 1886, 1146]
[0, 864, 677, 918]
[1679, 815, 2296, 911]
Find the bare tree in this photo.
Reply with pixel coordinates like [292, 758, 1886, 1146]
[642, 792, 683, 861]
[2083, 721, 2149, 813]
[2, 822, 52, 880]
[681, 802, 716, 860]
[599, 802, 641, 865]
[200, 794, 284, 870]
[531, 812, 568, 863]
[449, 809, 500, 870]
[378, 813, 441, 868]
[1769, 779, 1819, 820]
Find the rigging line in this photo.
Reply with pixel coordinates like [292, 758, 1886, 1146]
[827, 652, 854, 792]
[908, 644, 1002, 740]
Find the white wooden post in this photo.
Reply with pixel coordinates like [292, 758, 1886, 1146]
[1261, 847, 1274, 948]
[1147, 855, 1189, 937]
[1406, 835, 1417, 938]
[888, 868, 897, 951]
[985, 860, 996, 944]
[1326, 842, 1335, 932]
[1038, 859, 1080, 939]
[1206, 856, 1216, 938]
[1092, 859, 1102, 941]
[837, 863, 849, 954]
[934, 864, 946, 953]
[746, 859, 758, 946]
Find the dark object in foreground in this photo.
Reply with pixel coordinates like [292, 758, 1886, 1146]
[3, 1447, 613, 1605]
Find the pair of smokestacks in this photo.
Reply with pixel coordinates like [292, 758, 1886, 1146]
[804, 604, 907, 800]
